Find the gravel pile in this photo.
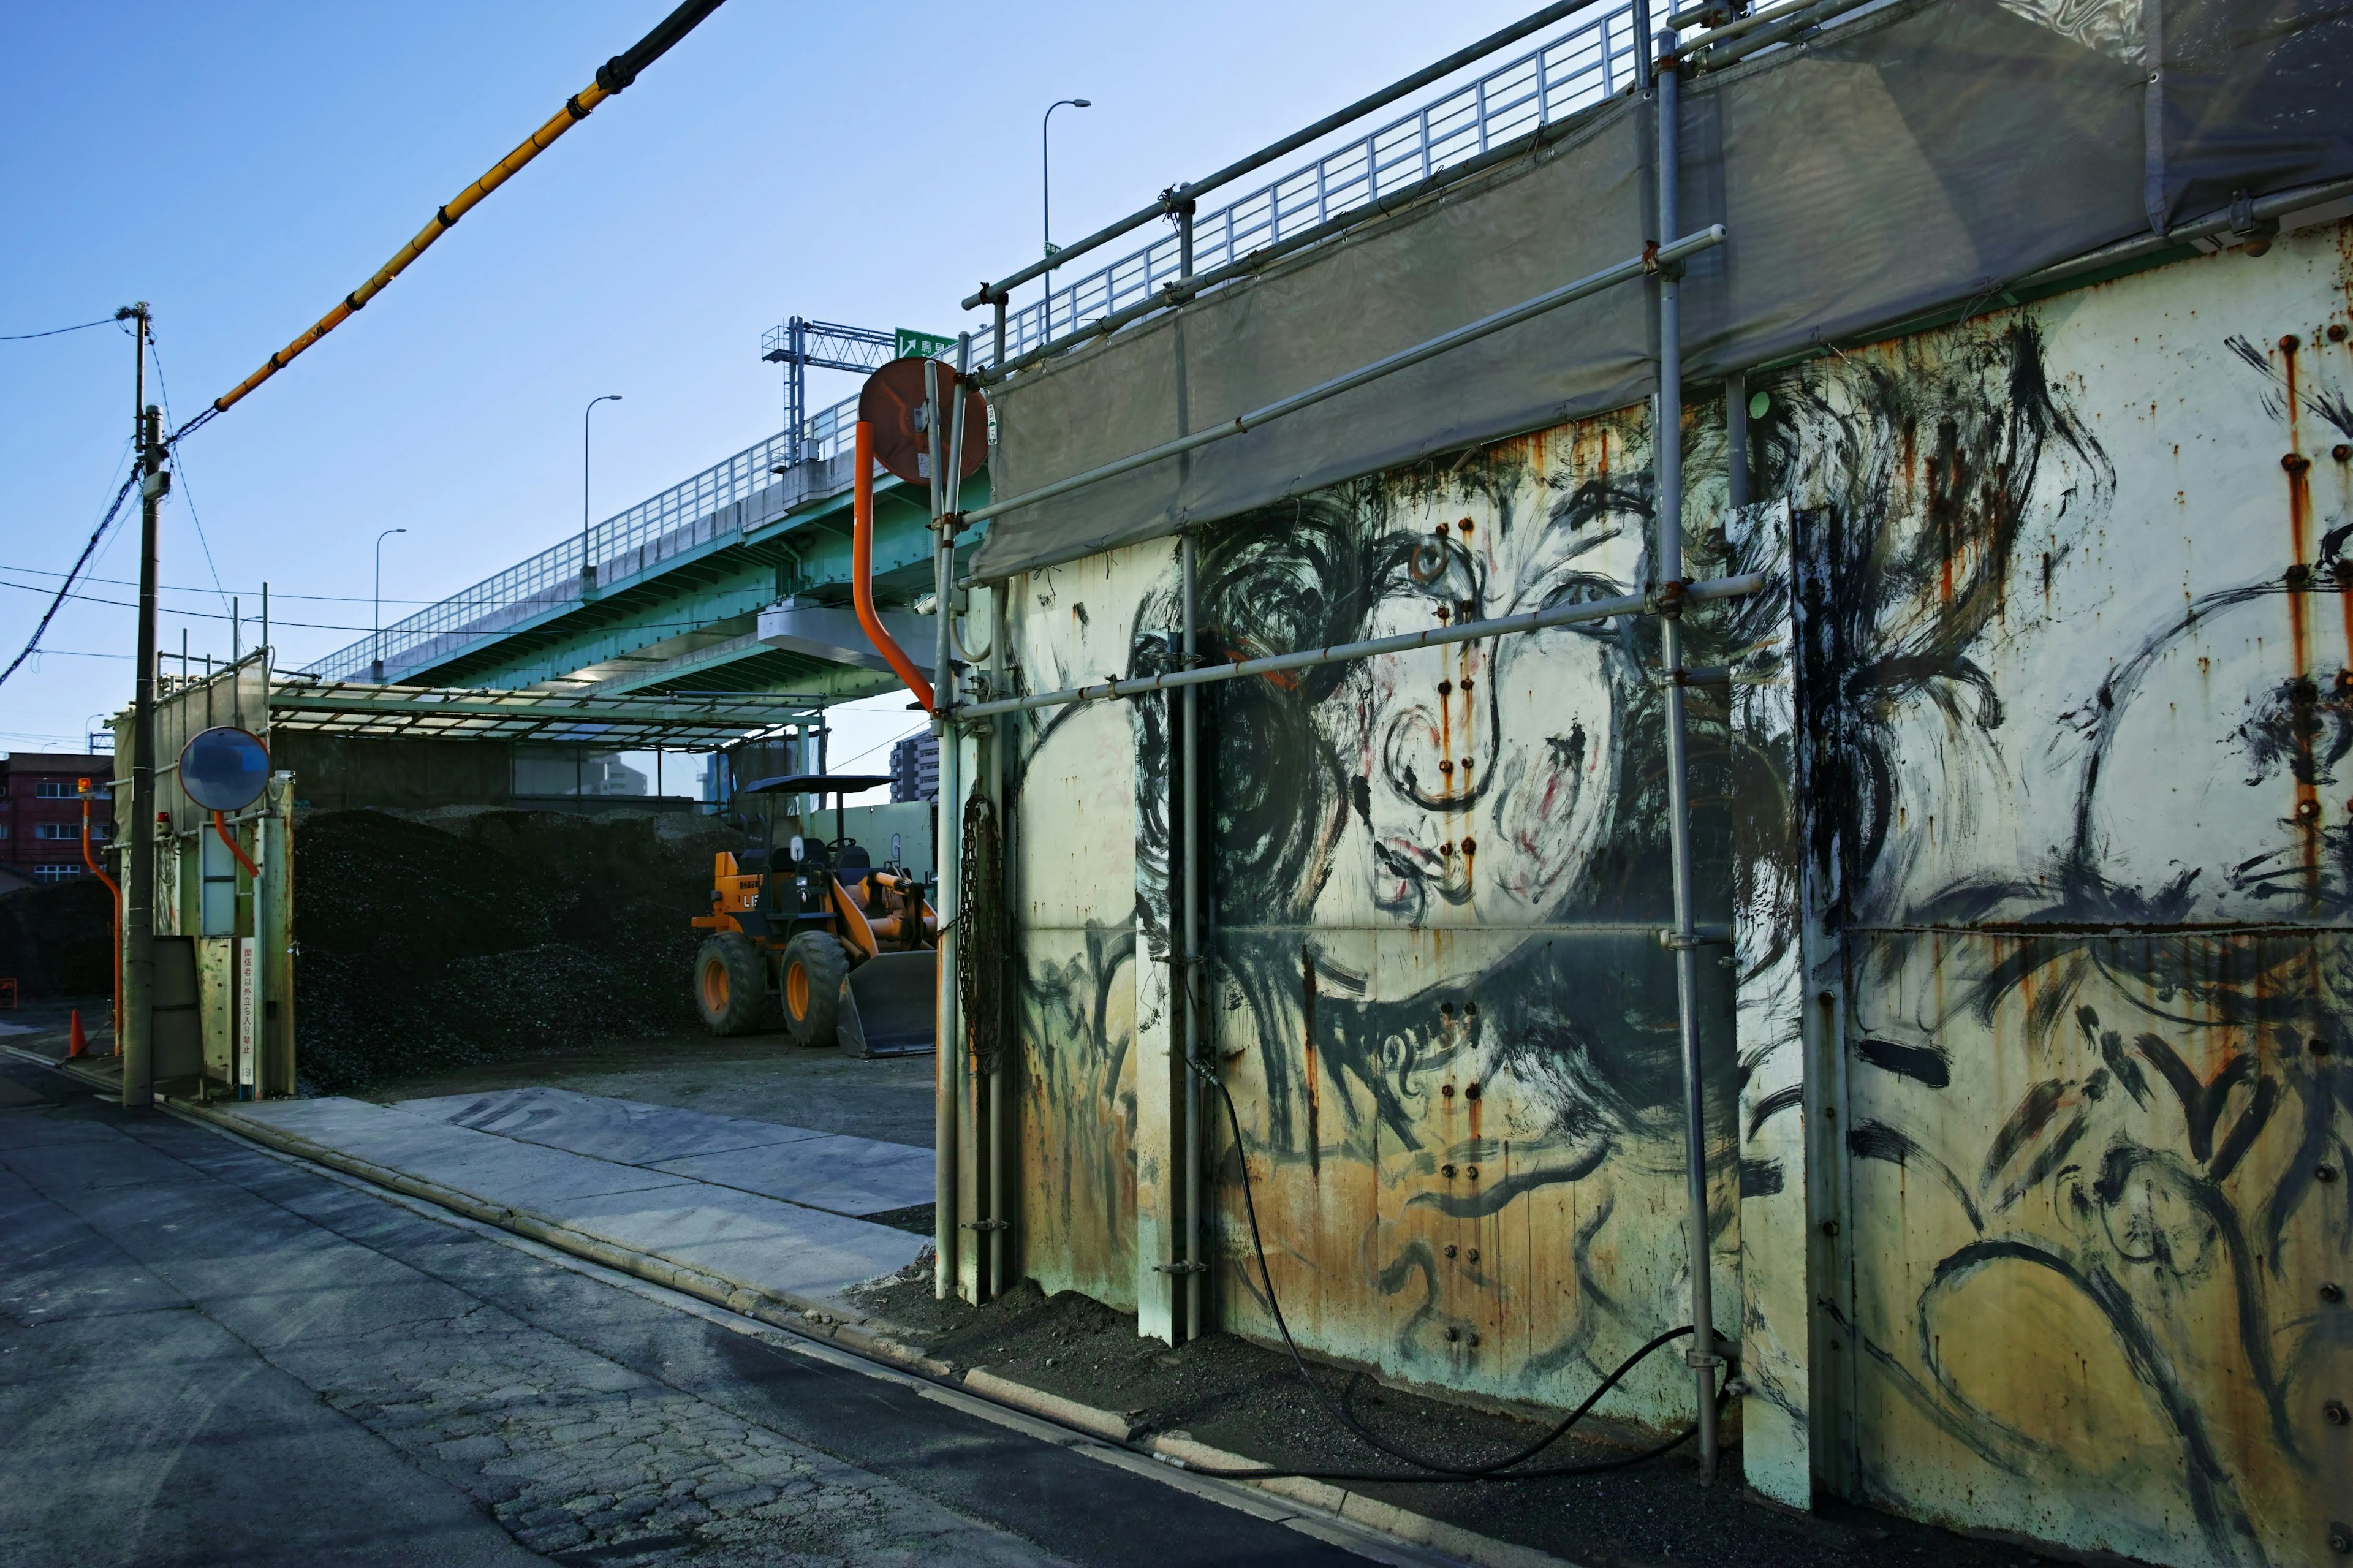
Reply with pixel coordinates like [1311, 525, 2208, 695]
[0, 876, 112, 999]
[294, 807, 741, 1094]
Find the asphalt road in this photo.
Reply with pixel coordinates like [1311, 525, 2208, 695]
[0, 1059, 1395, 1568]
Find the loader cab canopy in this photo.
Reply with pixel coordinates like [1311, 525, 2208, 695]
[735, 774, 901, 875]
[737, 773, 893, 797]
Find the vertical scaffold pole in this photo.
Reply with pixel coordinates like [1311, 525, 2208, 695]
[986, 515, 1009, 1303]
[928, 357, 965, 1301]
[1652, 28, 1721, 1486]
[1179, 533, 1205, 1341]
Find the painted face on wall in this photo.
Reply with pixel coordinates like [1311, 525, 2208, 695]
[1322, 419, 1653, 931]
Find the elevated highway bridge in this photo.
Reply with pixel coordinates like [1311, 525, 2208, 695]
[305, 381, 981, 703]
[308, 0, 1655, 709]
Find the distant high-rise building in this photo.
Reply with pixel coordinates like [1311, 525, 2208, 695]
[890, 732, 939, 803]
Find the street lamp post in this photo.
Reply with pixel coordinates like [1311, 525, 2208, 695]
[1041, 98, 1091, 328]
[372, 528, 407, 684]
[583, 393, 623, 594]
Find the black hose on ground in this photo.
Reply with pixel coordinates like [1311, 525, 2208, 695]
[1204, 1069, 1730, 1480]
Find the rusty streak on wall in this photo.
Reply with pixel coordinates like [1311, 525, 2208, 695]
[990, 218, 2353, 1567]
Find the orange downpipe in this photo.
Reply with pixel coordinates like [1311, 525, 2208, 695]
[80, 789, 121, 1047]
[853, 419, 938, 715]
[213, 811, 260, 880]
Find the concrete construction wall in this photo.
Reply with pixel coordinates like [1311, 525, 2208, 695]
[995, 220, 2353, 1566]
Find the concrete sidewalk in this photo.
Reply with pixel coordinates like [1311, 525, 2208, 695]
[209, 1089, 931, 1320]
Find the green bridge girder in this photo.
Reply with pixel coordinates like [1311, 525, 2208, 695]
[403, 468, 987, 703]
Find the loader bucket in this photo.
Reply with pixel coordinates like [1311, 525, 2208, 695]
[836, 950, 937, 1058]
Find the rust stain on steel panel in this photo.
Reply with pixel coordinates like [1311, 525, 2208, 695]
[1846, 926, 2342, 1568]
[1302, 945, 1320, 1181]
[1005, 216, 2353, 1562]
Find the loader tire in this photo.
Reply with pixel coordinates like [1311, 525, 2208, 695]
[779, 932, 849, 1048]
[695, 933, 769, 1036]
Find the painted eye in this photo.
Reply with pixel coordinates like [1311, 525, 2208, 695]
[1408, 537, 1449, 585]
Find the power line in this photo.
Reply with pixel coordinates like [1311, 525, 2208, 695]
[0, 317, 121, 342]
[0, 563, 439, 605]
[0, 471, 140, 692]
[0, 574, 374, 633]
[144, 333, 235, 618]
[832, 721, 931, 771]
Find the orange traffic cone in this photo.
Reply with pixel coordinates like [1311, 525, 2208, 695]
[67, 1009, 88, 1059]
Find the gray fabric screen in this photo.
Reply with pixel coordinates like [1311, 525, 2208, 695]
[975, 0, 2347, 580]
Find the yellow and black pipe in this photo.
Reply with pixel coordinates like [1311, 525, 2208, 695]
[211, 0, 726, 416]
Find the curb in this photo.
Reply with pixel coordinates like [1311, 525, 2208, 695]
[169, 1099, 928, 1355]
[1146, 1434, 1577, 1568]
[964, 1367, 1141, 1442]
[929, 1369, 1577, 1568]
[172, 1096, 1576, 1568]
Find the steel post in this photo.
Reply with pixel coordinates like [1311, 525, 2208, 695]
[1179, 532, 1204, 1341]
[1653, 31, 1720, 1485]
[927, 358, 964, 1300]
[986, 555, 1009, 1303]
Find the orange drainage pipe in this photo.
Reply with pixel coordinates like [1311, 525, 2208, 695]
[213, 811, 260, 881]
[80, 784, 121, 1047]
[852, 420, 937, 715]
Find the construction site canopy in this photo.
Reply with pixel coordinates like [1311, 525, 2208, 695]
[262, 680, 824, 747]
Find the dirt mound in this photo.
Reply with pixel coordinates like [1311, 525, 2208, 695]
[294, 808, 743, 1093]
[0, 877, 113, 999]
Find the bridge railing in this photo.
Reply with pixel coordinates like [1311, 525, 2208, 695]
[1001, 0, 1646, 359]
[313, 3, 1653, 684]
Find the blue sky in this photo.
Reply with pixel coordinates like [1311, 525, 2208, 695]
[1, 0, 1533, 775]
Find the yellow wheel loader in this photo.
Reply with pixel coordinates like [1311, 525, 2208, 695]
[691, 773, 937, 1056]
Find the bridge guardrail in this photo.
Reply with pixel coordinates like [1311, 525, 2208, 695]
[316, 2, 1664, 686]
[1001, 0, 1648, 358]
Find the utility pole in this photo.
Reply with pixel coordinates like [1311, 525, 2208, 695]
[121, 305, 167, 1111]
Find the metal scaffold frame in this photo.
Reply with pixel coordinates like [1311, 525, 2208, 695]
[911, 4, 1792, 1487]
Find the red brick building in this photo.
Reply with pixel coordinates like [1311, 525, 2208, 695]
[0, 752, 116, 886]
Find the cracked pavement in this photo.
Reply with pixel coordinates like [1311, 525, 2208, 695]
[0, 1061, 1379, 1567]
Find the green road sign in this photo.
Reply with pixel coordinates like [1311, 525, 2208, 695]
[894, 328, 955, 361]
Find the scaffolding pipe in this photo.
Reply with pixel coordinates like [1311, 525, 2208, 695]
[1179, 532, 1205, 1341]
[962, 0, 1607, 312]
[1652, 33, 1721, 1487]
[1695, 0, 1879, 67]
[947, 340, 982, 1303]
[986, 555, 1010, 1303]
[928, 359, 965, 1301]
[961, 226, 1726, 546]
[952, 574, 1762, 722]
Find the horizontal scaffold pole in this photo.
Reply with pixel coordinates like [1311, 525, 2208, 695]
[952, 571, 1767, 721]
[961, 225, 1728, 542]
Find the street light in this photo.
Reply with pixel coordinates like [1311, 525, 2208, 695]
[1042, 97, 1092, 324]
[372, 528, 407, 684]
[583, 393, 624, 593]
